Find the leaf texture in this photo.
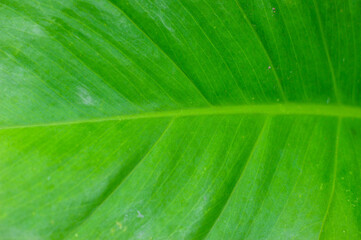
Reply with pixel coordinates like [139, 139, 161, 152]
[0, 0, 360, 239]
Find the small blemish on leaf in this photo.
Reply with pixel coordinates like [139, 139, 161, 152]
[77, 86, 95, 106]
[116, 221, 122, 229]
[137, 210, 144, 218]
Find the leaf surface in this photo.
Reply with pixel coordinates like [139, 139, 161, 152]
[0, 0, 360, 239]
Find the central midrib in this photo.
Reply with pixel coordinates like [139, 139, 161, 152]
[2, 103, 361, 130]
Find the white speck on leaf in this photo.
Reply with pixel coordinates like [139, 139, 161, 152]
[31, 25, 44, 36]
[77, 87, 95, 106]
[137, 210, 144, 218]
[268, 66, 271, 70]
[136, 231, 145, 239]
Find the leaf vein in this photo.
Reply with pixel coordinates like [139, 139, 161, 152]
[105, 0, 212, 106]
[202, 117, 270, 239]
[1, 104, 360, 130]
[62, 118, 175, 239]
[317, 117, 341, 239]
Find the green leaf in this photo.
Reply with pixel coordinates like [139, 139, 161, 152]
[0, 0, 360, 239]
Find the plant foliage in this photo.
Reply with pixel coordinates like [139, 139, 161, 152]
[0, 0, 360, 239]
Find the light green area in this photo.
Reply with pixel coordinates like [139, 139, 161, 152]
[0, 0, 360, 239]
